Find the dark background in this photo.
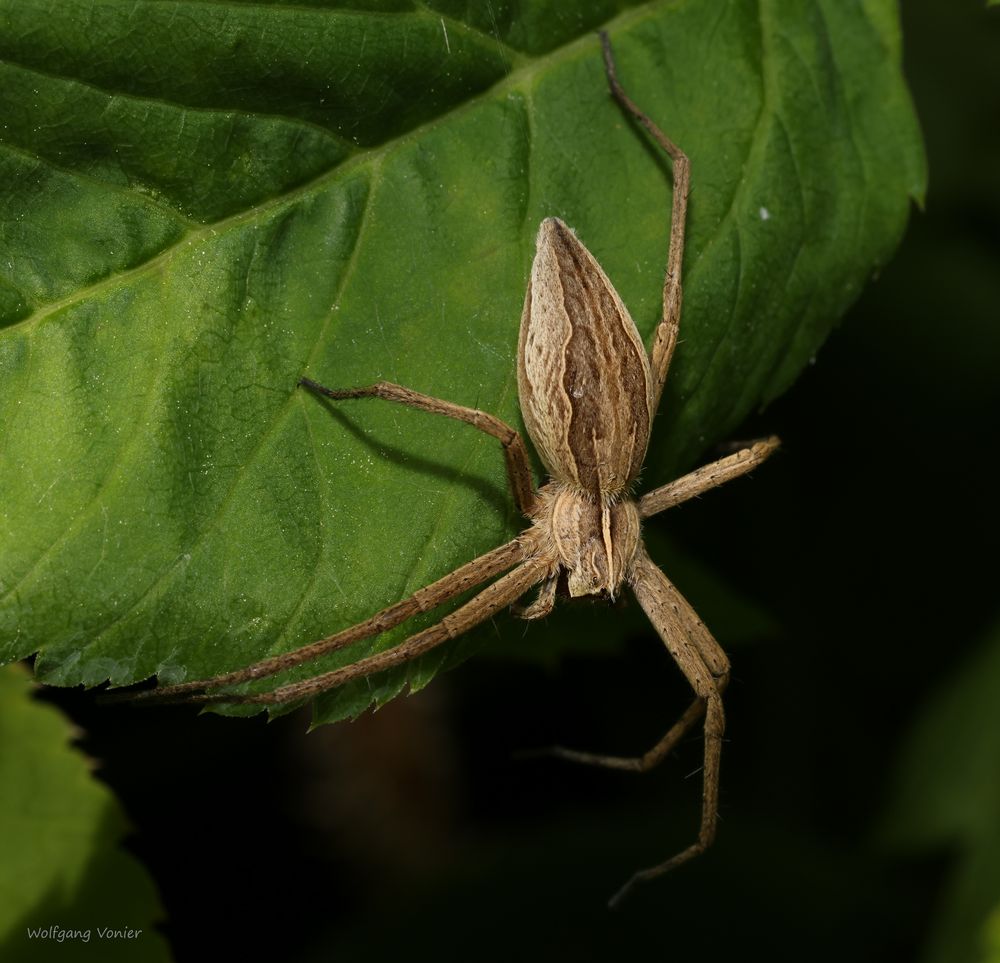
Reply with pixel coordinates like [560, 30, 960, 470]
[38, 1, 999, 960]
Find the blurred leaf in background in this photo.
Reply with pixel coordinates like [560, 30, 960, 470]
[0, 0, 924, 723]
[884, 618, 1000, 963]
[0, 664, 171, 961]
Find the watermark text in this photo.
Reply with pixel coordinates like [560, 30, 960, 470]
[26, 925, 144, 943]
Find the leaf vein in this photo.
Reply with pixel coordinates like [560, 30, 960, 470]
[77, 172, 378, 674]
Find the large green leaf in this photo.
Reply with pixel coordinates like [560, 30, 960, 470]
[0, 0, 925, 723]
[0, 664, 171, 960]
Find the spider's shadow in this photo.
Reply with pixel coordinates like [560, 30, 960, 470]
[626, 117, 676, 187]
[306, 395, 513, 521]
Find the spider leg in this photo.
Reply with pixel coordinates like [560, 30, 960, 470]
[299, 377, 538, 517]
[600, 31, 689, 411]
[639, 436, 780, 518]
[522, 698, 706, 772]
[607, 546, 729, 909]
[178, 557, 549, 706]
[105, 536, 532, 705]
[522, 554, 729, 773]
[512, 573, 558, 620]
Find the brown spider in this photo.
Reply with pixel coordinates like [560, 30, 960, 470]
[111, 33, 779, 906]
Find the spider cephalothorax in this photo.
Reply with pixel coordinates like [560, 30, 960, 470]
[524, 482, 641, 603]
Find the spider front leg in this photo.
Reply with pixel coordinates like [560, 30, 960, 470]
[601, 31, 689, 410]
[298, 377, 538, 517]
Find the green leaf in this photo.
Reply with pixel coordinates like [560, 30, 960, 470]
[883, 617, 1000, 963]
[0, 0, 925, 723]
[0, 664, 171, 960]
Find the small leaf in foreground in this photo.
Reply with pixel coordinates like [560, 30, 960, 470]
[0, 664, 171, 961]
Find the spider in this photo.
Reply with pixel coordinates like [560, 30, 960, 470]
[113, 33, 779, 906]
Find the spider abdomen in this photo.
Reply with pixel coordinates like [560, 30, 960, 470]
[517, 218, 654, 497]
